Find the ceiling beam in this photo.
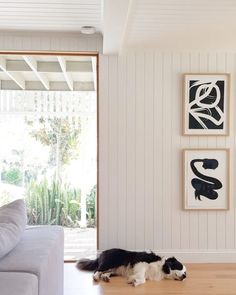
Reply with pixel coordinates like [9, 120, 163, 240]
[119, 0, 134, 55]
[0, 56, 25, 89]
[0, 80, 94, 91]
[103, 0, 132, 54]
[3, 60, 93, 73]
[57, 56, 73, 91]
[23, 56, 50, 90]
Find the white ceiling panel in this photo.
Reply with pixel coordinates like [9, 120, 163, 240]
[0, 0, 102, 32]
[124, 0, 236, 50]
[102, 0, 236, 53]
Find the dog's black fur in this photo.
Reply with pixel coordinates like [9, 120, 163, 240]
[76, 248, 161, 272]
[162, 257, 184, 274]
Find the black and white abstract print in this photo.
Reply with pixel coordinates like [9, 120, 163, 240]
[190, 158, 222, 201]
[188, 79, 225, 130]
[184, 149, 229, 210]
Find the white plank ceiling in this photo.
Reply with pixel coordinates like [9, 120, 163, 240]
[0, 0, 102, 32]
[124, 0, 236, 50]
[102, 0, 236, 53]
[0, 55, 96, 91]
[0, 0, 236, 53]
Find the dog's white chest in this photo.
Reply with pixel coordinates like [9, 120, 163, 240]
[146, 262, 164, 281]
[115, 265, 132, 277]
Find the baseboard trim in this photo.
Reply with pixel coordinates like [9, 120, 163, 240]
[156, 249, 236, 263]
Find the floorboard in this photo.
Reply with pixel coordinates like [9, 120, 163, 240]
[64, 263, 236, 295]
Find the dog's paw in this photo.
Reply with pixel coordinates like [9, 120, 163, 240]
[127, 277, 133, 284]
[128, 278, 145, 287]
[127, 278, 140, 287]
[101, 274, 110, 283]
[131, 279, 140, 287]
[93, 272, 100, 282]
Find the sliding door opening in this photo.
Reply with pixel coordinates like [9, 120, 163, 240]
[0, 53, 98, 260]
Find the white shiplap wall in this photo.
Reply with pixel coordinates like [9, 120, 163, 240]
[0, 31, 103, 52]
[0, 31, 236, 261]
[99, 52, 236, 262]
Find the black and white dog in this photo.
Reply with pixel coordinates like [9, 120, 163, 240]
[76, 248, 186, 287]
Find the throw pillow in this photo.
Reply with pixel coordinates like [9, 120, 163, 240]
[0, 199, 27, 259]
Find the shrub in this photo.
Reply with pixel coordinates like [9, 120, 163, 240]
[1, 167, 23, 186]
[86, 185, 96, 227]
[25, 179, 81, 227]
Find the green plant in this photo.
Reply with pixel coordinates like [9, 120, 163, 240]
[86, 185, 96, 227]
[26, 117, 81, 180]
[1, 167, 23, 185]
[25, 179, 81, 227]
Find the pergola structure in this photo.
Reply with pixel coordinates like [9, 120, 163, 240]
[0, 55, 96, 91]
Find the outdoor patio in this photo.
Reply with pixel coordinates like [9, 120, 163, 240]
[64, 227, 96, 261]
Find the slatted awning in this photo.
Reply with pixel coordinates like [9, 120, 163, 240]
[0, 55, 96, 91]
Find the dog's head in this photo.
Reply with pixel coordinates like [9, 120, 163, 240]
[162, 257, 186, 281]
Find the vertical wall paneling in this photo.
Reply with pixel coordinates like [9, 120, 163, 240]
[144, 52, 154, 249]
[153, 53, 164, 249]
[126, 54, 136, 249]
[162, 53, 172, 249]
[107, 56, 118, 247]
[117, 55, 127, 248]
[99, 51, 236, 258]
[234, 53, 236, 250]
[135, 52, 145, 249]
[171, 53, 181, 249]
[98, 55, 109, 250]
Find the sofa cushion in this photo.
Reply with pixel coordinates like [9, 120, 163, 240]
[0, 272, 38, 295]
[0, 199, 27, 259]
[0, 225, 64, 295]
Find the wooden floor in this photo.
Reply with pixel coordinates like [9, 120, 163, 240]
[64, 263, 236, 295]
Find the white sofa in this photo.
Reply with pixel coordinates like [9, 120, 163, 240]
[0, 225, 64, 295]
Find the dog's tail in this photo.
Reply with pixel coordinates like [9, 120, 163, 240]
[76, 258, 98, 271]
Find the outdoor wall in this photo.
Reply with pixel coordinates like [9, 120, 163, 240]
[0, 31, 236, 261]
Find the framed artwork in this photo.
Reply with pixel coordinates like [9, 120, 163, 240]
[183, 73, 230, 135]
[183, 149, 230, 210]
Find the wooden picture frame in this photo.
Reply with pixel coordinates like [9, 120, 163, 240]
[183, 73, 230, 135]
[183, 149, 230, 210]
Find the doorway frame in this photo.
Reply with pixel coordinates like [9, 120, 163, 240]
[0, 50, 100, 261]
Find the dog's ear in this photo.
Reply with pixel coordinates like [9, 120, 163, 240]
[165, 257, 183, 271]
[162, 261, 170, 274]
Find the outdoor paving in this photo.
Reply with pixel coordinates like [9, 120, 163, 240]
[64, 227, 97, 261]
